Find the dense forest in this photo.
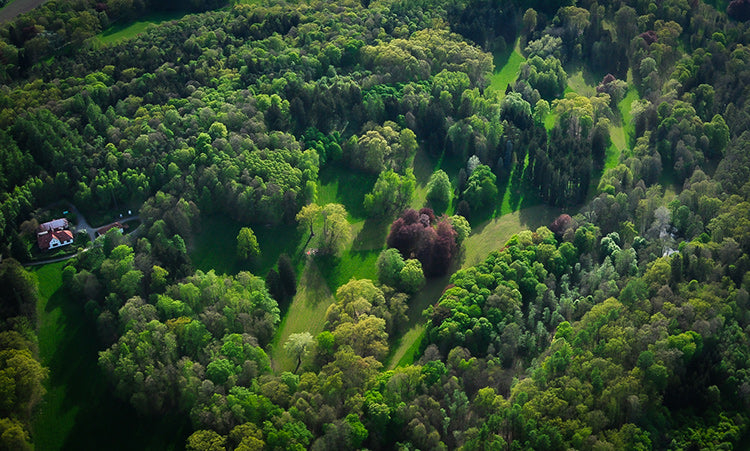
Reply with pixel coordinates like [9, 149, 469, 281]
[1, 0, 750, 449]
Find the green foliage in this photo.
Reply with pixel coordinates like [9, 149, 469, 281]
[376, 248, 405, 288]
[519, 55, 567, 99]
[398, 259, 425, 294]
[426, 170, 452, 205]
[4, 0, 750, 450]
[461, 164, 498, 216]
[363, 170, 416, 217]
[236, 227, 260, 260]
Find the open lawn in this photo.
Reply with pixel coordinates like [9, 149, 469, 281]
[32, 262, 189, 450]
[191, 215, 302, 277]
[317, 164, 377, 220]
[566, 70, 597, 97]
[97, 12, 186, 45]
[462, 204, 562, 268]
[388, 326, 425, 369]
[487, 39, 525, 97]
[618, 85, 640, 151]
[270, 261, 334, 373]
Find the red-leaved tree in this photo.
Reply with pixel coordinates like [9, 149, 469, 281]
[387, 208, 457, 277]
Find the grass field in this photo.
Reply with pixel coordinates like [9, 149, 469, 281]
[566, 70, 597, 97]
[97, 12, 186, 45]
[618, 86, 640, 150]
[317, 164, 377, 220]
[191, 215, 302, 277]
[32, 262, 189, 450]
[462, 204, 562, 268]
[487, 39, 525, 97]
[270, 261, 334, 373]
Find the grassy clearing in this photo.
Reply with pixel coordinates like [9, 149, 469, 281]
[97, 12, 186, 45]
[191, 215, 302, 277]
[33, 262, 189, 450]
[607, 123, 626, 171]
[317, 249, 379, 292]
[317, 164, 377, 221]
[462, 204, 562, 269]
[618, 86, 640, 150]
[389, 326, 425, 369]
[270, 261, 334, 373]
[487, 39, 525, 97]
[566, 70, 597, 97]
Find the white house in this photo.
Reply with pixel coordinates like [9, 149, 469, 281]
[37, 229, 74, 250]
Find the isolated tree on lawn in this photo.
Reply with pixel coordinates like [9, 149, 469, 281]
[285, 332, 314, 373]
[237, 227, 260, 260]
[296, 203, 351, 255]
[426, 169, 452, 205]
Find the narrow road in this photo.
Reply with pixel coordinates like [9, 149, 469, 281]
[23, 251, 80, 266]
[0, 0, 49, 23]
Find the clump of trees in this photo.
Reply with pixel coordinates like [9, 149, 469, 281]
[0, 260, 47, 450]
[386, 208, 459, 277]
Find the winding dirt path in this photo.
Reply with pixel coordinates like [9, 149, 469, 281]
[0, 0, 49, 24]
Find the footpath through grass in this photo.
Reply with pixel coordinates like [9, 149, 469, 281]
[33, 262, 189, 450]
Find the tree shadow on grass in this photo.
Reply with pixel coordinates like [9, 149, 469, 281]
[316, 249, 379, 292]
[318, 164, 377, 220]
[352, 217, 390, 252]
[508, 164, 525, 212]
[426, 198, 449, 217]
[39, 286, 190, 451]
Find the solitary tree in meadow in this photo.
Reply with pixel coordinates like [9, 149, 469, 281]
[237, 227, 260, 260]
[285, 332, 314, 373]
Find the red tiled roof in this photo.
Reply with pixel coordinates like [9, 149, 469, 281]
[96, 222, 129, 235]
[37, 229, 74, 250]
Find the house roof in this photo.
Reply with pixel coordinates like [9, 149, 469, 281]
[39, 218, 68, 232]
[37, 229, 74, 249]
[96, 222, 128, 236]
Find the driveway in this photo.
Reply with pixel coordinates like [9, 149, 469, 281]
[66, 202, 97, 242]
[23, 203, 141, 267]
